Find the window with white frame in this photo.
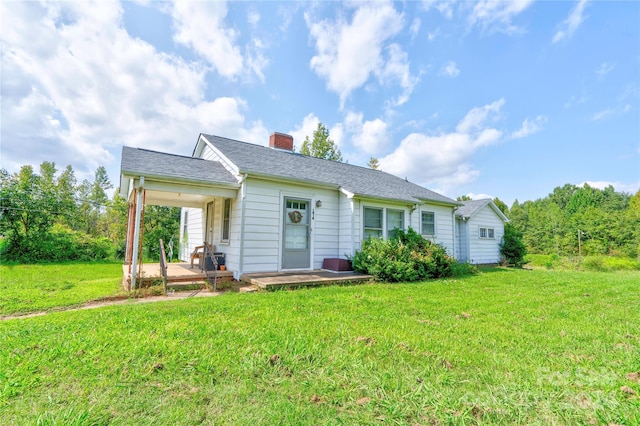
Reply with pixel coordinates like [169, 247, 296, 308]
[421, 211, 435, 236]
[363, 207, 383, 239]
[221, 198, 231, 242]
[479, 227, 495, 239]
[387, 209, 404, 240]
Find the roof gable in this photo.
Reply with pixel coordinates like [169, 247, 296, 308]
[456, 199, 509, 222]
[200, 134, 458, 205]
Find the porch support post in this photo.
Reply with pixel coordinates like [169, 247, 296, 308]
[130, 176, 145, 290]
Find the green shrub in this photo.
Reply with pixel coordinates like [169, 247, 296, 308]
[449, 261, 479, 277]
[500, 223, 527, 267]
[581, 256, 607, 272]
[351, 228, 455, 282]
[1, 224, 112, 263]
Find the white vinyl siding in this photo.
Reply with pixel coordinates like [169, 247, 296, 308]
[240, 178, 339, 274]
[181, 206, 204, 260]
[338, 193, 355, 257]
[456, 219, 469, 262]
[419, 204, 455, 256]
[466, 206, 505, 264]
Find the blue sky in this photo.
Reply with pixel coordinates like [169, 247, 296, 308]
[2, 0, 638, 206]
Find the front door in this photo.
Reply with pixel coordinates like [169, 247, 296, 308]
[282, 198, 310, 269]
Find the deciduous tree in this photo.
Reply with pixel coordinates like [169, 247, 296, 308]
[299, 123, 343, 162]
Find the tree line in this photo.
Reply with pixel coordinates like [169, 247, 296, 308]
[497, 184, 639, 258]
[0, 162, 180, 263]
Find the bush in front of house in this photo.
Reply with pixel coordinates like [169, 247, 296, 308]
[351, 227, 456, 282]
[500, 223, 527, 267]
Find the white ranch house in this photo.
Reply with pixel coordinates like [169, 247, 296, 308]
[119, 133, 508, 285]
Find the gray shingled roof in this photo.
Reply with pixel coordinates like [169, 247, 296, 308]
[455, 199, 509, 222]
[120, 146, 238, 185]
[201, 134, 457, 205]
[455, 199, 492, 218]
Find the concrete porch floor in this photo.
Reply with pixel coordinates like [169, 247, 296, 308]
[240, 270, 372, 290]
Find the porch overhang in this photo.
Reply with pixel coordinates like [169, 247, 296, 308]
[119, 146, 241, 206]
[121, 175, 239, 207]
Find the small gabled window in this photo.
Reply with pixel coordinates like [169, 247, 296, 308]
[479, 227, 495, 239]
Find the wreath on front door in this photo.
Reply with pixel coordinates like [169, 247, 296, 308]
[288, 210, 303, 223]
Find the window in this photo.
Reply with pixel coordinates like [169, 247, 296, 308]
[286, 200, 306, 210]
[421, 211, 435, 236]
[221, 198, 231, 242]
[363, 207, 383, 239]
[363, 207, 406, 240]
[479, 227, 495, 239]
[387, 209, 404, 240]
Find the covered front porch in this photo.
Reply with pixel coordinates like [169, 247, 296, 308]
[120, 146, 240, 290]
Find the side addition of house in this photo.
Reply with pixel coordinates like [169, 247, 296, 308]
[455, 199, 509, 264]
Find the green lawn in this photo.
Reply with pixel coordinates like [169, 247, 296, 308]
[1, 268, 639, 425]
[0, 263, 124, 316]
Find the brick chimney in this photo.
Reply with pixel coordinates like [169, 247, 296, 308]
[269, 132, 294, 151]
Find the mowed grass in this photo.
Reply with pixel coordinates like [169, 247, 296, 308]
[1, 268, 639, 425]
[0, 263, 124, 316]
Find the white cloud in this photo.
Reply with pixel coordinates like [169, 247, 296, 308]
[591, 108, 614, 121]
[171, 0, 267, 81]
[289, 114, 320, 148]
[377, 44, 420, 106]
[552, 0, 589, 43]
[465, 192, 496, 200]
[456, 98, 505, 134]
[595, 62, 615, 78]
[1, 1, 267, 181]
[344, 112, 390, 154]
[422, 0, 455, 20]
[579, 181, 640, 194]
[591, 104, 630, 121]
[427, 29, 440, 41]
[410, 18, 421, 38]
[564, 94, 588, 109]
[380, 99, 506, 189]
[288, 114, 346, 151]
[468, 0, 534, 34]
[440, 61, 460, 78]
[306, 2, 407, 108]
[511, 115, 548, 139]
[247, 8, 260, 26]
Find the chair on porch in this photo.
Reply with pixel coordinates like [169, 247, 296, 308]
[190, 242, 215, 269]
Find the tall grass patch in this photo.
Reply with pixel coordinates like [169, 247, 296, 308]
[528, 254, 640, 271]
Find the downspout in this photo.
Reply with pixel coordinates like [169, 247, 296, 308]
[237, 174, 248, 279]
[130, 176, 144, 290]
[451, 207, 457, 260]
[350, 199, 355, 257]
